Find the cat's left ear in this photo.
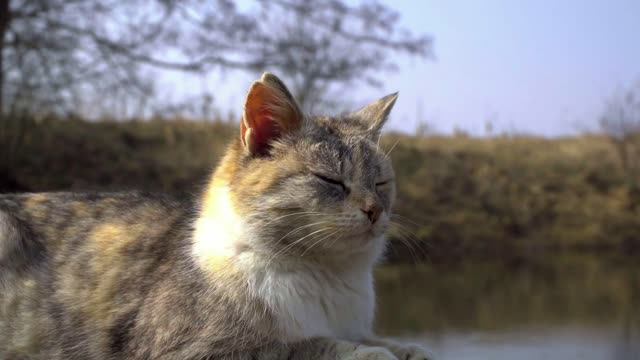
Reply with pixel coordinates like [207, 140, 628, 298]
[353, 92, 398, 136]
[241, 72, 303, 157]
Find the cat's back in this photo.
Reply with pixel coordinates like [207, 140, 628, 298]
[3, 191, 193, 249]
[1, 191, 197, 281]
[2, 191, 189, 231]
[0, 191, 196, 359]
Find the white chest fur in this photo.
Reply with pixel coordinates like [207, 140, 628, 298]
[193, 186, 376, 342]
[247, 261, 375, 342]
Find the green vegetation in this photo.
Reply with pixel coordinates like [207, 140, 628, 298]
[2, 116, 639, 261]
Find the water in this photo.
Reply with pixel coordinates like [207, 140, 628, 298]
[374, 254, 640, 360]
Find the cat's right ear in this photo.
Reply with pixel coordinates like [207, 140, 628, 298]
[352, 92, 398, 137]
[240, 72, 302, 157]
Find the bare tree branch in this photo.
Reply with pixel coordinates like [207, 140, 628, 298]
[1, 0, 433, 116]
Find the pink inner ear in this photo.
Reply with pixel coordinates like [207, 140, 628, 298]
[241, 80, 301, 157]
[250, 107, 281, 156]
[242, 102, 282, 157]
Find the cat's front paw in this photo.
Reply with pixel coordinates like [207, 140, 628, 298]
[347, 346, 398, 360]
[361, 339, 431, 360]
[386, 344, 431, 360]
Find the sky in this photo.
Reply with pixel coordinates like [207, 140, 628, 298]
[164, 0, 640, 136]
[383, 0, 640, 136]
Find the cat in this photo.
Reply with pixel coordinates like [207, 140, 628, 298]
[0, 73, 431, 360]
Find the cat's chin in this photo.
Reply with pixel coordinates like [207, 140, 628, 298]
[350, 223, 387, 241]
[345, 230, 387, 251]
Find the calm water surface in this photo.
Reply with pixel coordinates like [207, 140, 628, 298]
[374, 254, 640, 360]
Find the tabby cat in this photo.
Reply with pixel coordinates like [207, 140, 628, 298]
[0, 73, 430, 359]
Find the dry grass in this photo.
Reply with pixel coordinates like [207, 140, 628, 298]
[2, 116, 639, 261]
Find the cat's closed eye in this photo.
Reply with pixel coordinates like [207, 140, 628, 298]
[313, 173, 348, 192]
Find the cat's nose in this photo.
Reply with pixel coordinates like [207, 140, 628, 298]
[361, 204, 383, 224]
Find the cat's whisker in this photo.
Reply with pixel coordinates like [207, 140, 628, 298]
[286, 227, 334, 253]
[390, 214, 425, 227]
[395, 236, 420, 264]
[392, 223, 430, 255]
[390, 217, 420, 232]
[391, 213, 442, 225]
[390, 221, 422, 244]
[388, 219, 420, 238]
[390, 221, 432, 252]
[325, 231, 343, 249]
[389, 225, 422, 264]
[272, 221, 332, 248]
[390, 221, 418, 237]
[300, 230, 339, 257]
[390, 221, 429, 261]
[254, 212, 329, 229]
[384, 138, 400, 159]
[267, 233, 322, 267]
[251, 212, 342, 234]
[397, 234, 428, 264]
[266, 227, 333, 268]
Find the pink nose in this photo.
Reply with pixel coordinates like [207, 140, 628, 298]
[361, 204, 383, 224]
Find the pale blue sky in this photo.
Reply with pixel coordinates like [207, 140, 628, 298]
[375, 0, 640, 135]
[164, 0, 640, 136]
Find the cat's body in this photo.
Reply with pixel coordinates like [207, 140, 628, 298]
[0, 73, 430, 359]
[0, 192, 259, 359]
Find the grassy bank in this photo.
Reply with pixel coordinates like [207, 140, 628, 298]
[1, 116, 639, 261]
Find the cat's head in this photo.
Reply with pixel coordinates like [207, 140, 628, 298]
[209, 73, 398, 264]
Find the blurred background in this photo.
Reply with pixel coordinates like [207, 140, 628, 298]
[1, 0, 639, 359]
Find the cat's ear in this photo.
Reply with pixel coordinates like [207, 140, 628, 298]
[241, 72, 302, 156]
[353, 92, 398, 136]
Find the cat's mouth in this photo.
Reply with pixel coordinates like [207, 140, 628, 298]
[348, 224, 384, 242]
